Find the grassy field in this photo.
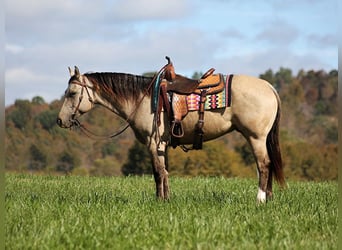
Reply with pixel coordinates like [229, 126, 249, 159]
[5, 174, 337, 249]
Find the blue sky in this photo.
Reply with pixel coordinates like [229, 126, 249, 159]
[5, 0, 337, 106]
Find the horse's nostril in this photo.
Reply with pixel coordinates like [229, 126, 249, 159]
[56, 118, 62, 127]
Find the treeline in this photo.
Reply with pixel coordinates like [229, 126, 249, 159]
[5, 68, 337, 181]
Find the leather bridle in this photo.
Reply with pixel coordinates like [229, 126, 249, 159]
[70, 78, 94, 120]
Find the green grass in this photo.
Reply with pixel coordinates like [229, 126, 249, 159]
[5, 174, 337, 249]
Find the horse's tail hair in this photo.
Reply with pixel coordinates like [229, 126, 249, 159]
[266, 89, 286, 187]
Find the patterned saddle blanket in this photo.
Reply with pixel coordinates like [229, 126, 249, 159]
[186, 74, 232, 111]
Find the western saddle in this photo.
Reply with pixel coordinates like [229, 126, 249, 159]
[157, 56, 225, 150]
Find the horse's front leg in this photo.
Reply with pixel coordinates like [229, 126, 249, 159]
[149, 140, 169, 200]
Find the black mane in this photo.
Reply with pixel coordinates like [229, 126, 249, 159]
[84, 72, 154, 104]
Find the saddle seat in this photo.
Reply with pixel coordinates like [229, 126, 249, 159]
[164, 68, 224, 95]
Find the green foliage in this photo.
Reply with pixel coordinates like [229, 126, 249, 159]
[89, 157, 122, 176]
[56, 151, 79, 174]
[29, 144, 47, 170]
[168, 141, 255, 178]
[5, 174, 337, 249]
[260, 67, 292, 89]
[7, 110, 27, 129]
[31, 96, 46, 105]
[282, 141, 337, 181]
[191, 71, 203, 79]
[122, 141, 151, 176]
[142, 71, 157, 77]
[101, 141, 118, 157]
[259, 69, 275, 85]
[275, 67, 292, 86]
[7, 99, 32, 129]
[35, 109, 58, 130]
[235, 142, 255, 165]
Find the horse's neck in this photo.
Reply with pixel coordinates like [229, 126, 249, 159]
[89, 73, 153, 122]
[95, 92, 146, 121]
[94, 95, 127, 119]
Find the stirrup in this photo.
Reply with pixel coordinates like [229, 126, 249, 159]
[171, 120, 184, 138]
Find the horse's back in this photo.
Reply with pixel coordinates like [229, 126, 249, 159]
[230, 75, 279, 136]
[231, 75, 277, 103]
[176, 74, 279, 144]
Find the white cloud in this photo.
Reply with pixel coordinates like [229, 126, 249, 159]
[5, 44, 24, 54]
[5, 67, 66, 104]
[256, 20, 299, 46]
[4, 0, 337, 106]
[306, 33, 337, 48]
[6, 0, 101, 20]
[215, 47, 333, 77]
[109, 0, 190, 21]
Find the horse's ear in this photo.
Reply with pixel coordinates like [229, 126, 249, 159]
[68, 66, 74, 76]
[74, 66, 80, 78]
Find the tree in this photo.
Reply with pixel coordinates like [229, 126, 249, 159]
[56, 151, 78, 174]
[32, 96, 46, 105]
[29, 144, 47, 170]
[36, 109, 58, 130]
[275, 67, 292, 87]
[122, 141, 151, 176]
[101, 141, 118, 157]
[191, 71, 203, 80]
[142, 72, 157, 78]
[7, 100, 32, 129]
[260, 69, 276, 86]
[89, 157, 122, 176]
[235, 142, 254, 166]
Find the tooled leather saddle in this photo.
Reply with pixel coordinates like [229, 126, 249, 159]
[156, 57, 226, 150]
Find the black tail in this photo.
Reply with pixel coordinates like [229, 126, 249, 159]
[266, 94, 285, 187]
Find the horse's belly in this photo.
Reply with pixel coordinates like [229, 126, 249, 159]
[177, 109, 233, 144]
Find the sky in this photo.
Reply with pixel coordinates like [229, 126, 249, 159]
[5, 0, 337, 106]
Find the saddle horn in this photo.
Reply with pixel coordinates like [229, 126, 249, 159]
[165, 56, 171, 64]
[164, 56, 176, 81]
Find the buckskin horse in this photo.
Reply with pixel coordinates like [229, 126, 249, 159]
[57, 57, 285, 203]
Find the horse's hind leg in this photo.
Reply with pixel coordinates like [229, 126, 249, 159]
[249, 136, 272, 203]
[149, 140, 169, 200]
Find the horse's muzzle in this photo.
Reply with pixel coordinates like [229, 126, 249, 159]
[56, 116, 81, 129]
[56, 117, 63, 127]
[56, 117, 72, 128]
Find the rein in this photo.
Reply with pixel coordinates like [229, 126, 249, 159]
[71, 118, 130, 140]
[69, 60, 171, 140]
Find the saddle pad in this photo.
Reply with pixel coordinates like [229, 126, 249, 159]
[187, 74, 233, 111]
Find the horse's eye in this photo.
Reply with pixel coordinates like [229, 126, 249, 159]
[68, 92, 77, 98]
